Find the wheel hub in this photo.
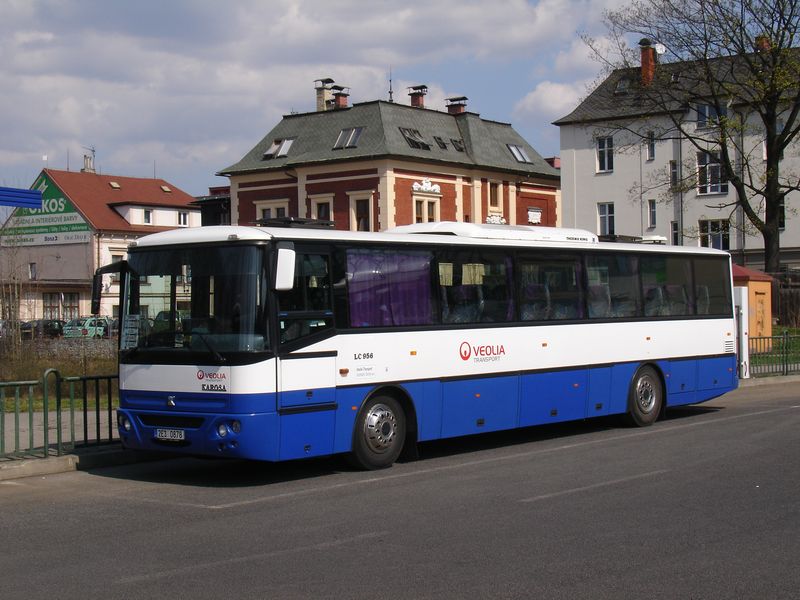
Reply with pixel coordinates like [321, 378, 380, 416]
[363, 403, 397, 454]
[636, 377, 656, 413]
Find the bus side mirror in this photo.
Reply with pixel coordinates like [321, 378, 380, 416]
[274, 244, 296, 291]
[91, 273, 103, 315]
[91, 260, 128, 315]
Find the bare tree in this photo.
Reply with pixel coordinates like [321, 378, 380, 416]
[584, 0, 800, 272]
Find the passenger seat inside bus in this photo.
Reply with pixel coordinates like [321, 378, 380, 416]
[520, 283, 550, 320]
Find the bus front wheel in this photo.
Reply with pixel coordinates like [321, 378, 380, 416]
[350, 396, 406, 470]
[626, 366, 663, 427]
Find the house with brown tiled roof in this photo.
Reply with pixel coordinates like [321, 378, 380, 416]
[0, 164, 200, 322]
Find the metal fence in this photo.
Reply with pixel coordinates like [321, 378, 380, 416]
[1, 369, 118, 459]
[748, 331, 800, 377]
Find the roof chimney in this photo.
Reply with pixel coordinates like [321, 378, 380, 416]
[332, 85, 350, 109]
[408, 84, 427, 108]
[639, 38, 656, 86]
[81, 154, 95, 174]
[315, 78, 335, 112]
[446, 96, 468, 115]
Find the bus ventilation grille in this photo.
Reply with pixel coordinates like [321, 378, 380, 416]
[724, 341, 735, 353]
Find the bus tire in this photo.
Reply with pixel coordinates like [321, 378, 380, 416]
[626, 365, 663, 427]
[350, 395, 405, 470]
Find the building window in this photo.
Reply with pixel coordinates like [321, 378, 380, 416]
[255, 200, 289, 222]
[333, 127, 364, 149]
[671, 221, 680, 245]
[697, 151, 728, 194]
[414, 197, 439, 223]
[399, 128, 430, 150]
[669, 160, 679, 189]
[433, 136, 448, 150]
[143, 209, 152, 224]
[178, 211, 188, 226]
[598, 203, 615, 235]
[508, 144, 533, 163]
[450, 139, 465, 152]
[63, 293, 79, 319]
[264, 138, 294, 158]
[310, 194, 333, 222]
[647, 199, 657, 228]
[28, 263, 37, 281]
[696, 104, 726, 129]
[597, 136, 614, 172]
[780, 198, 786, 230]
[110, 253, 124, 282]
[348, 192, 373, 231]
[43, 293, 60, 319]
[527, 207, 543, 224]
[489, 182, 500, 209]
[699, 219, 730, 250]
[646, 131, 656, 161]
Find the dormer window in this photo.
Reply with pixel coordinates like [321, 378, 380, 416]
[508, 144, 532, 163]
[614, 78, 630, 95]
[263, 138, 294, 158]
[450, 138, 465, 152]
[143, 209, 152, 224]
[333, 127, 364, 149]
[399, 128, 431, 150]
[109, 181, 121, 189]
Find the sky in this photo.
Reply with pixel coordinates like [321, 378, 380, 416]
[0, 0, 627, 197]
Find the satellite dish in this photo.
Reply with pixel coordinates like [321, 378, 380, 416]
[655, 43, 667, 55]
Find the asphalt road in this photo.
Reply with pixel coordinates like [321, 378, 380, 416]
[1, 384, 798, 600]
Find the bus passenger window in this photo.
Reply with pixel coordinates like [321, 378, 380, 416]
[439, 252, 512, 324]
[518, 256, 582, 321]
[586, 254, 640, 318]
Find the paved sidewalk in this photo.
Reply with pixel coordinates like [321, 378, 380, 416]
[2, 374, 799, 482]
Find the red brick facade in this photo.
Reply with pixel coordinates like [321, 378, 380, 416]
[232, 164, 559, 230]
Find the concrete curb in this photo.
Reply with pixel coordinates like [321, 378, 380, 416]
[1, 375, 797, 482]
[0, 447, 168, 482]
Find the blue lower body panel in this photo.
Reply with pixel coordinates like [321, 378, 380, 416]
[118, 355, 738, 462]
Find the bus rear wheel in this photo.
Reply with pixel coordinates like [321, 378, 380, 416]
[626, 366, 663, 427]
[350, 396, 405, 470]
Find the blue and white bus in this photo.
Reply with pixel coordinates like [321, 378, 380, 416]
[93, 221, 737, 469]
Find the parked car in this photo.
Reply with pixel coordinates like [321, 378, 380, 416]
[63, 316, 112, 339]
[20, 319, 66, 339]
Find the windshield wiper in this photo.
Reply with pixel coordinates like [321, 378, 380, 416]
[191, 331, 227, 363]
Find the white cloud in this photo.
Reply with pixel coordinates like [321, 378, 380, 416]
[513, 80, 591, 123]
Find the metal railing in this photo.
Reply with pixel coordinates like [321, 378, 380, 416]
[748, 331, 800, 377]
[1, 369, 118, 459]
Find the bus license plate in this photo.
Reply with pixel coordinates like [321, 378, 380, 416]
[155, 428, 185, 442]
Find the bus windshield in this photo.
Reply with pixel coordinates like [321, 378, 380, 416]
[120, 244, 268, 362]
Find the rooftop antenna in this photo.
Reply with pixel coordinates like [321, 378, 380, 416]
[388, 66, 394, 103]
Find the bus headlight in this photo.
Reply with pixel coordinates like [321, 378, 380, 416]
[117, 414, 132, 432]
[217, 423, 228, 438]
[231, 420, 241, 434]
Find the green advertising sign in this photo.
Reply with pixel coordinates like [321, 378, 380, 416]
[1, 173, 91, 246]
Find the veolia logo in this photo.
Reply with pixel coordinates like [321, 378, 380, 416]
[459, 341, 507, 362]
[197, 370, 228, 380]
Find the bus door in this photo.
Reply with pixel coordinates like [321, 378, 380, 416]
[274, 249, 338, 459]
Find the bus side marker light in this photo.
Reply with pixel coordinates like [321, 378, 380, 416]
[340, 368, 349, 376]
[352, 406, 358, 411]
[410, 350, 417, 356]
[573, 383, 580, 388]
[646, 336, 651, 341]
[475, 393, 481, 398]
[541, 342, 548, 347]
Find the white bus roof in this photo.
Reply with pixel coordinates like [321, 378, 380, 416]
[129, 222, 729, 257]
